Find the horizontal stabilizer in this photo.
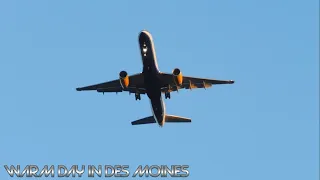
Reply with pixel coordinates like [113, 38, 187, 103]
[131, 116, 156, 125]
[165, 115, 191, 123]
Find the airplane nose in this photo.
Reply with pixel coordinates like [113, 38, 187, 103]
[140, 30, 150, 35]
[139, 30, 152, 41]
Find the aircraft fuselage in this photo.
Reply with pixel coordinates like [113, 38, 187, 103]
[138, 31, 165, 127]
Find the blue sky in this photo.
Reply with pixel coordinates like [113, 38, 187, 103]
[0, 0, 318, 180]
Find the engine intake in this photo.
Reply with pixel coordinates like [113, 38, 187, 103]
[173, 68, 183, 86]
[119, 71, 129, 89]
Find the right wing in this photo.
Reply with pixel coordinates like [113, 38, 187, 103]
[159, 73, 234, 92]
[76, 73, 146, 94]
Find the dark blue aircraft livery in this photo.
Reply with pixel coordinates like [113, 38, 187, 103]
[76, 30, 235, 127]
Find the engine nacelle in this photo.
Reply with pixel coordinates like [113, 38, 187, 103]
[119, 71, 129, 89]
[172, 68, 183, 86]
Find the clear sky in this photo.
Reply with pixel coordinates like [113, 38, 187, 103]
[0, 0, 318, 180]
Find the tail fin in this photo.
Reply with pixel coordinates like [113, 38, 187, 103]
[165, 115, 191, 123]
[131, 116, 156, 125]
[131, 115, 191, 126]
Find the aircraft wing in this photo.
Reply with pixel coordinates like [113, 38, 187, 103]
[76, 73, 146, 94]
[159, 73, 234, 92]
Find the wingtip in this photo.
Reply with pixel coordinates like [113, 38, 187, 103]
[76, 88, 81, 91]
[229, 80, 235, 84]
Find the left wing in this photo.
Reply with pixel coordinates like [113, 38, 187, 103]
[159, 73, 234, 92]
[76, 73, 146, 94]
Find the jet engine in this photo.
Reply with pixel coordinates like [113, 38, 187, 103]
[119, 71, 129, 89]
[173, 68, 183, 86]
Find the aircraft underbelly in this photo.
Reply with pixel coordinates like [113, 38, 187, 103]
[150, 96, 165, 125]
[139, 30, 165, 126]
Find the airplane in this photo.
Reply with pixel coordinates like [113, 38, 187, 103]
[76, 30, 235, 127]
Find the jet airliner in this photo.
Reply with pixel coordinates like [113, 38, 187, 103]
[76, 30, 234, 127]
